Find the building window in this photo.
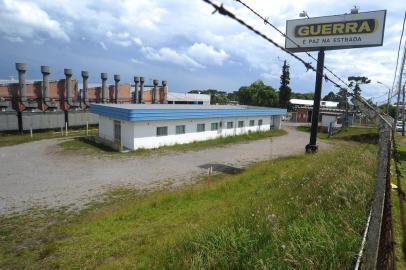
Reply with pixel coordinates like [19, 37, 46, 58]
[156, 126, 168, 136]
[211, 122, 219, 131]
[197, 123, 205, 132]
[258, 119, 263, 126]
[227, 121, 233, 129]
[238, 121, 244, 128]
[176, 125, 186, 134]
[249, 120, 255, 126]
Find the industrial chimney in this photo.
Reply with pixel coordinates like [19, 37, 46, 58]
[16, 63, 27, 106]
[139, 77, 144, 103]
[162, 80, 168, 104]
[16, 63, 37, 111]
[134, 76, 140, 104]
[81, 71, 89, 107]
[41, 66, 57, 111]
[101, 73, 108, 103]
[114, 74, 120, 104]
[64, 68, 73, 106]
[153, 79, 159, 104]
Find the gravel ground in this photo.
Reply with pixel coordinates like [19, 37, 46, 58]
[0, 126, 330, 214]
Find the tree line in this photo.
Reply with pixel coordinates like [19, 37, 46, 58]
[189, 83, 314, 107]
[189, 61, 314, 108]
[189, 60, 378, 114]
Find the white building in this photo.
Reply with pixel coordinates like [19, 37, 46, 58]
[167, 92, 211, 105]
[289, 99, 339, 108]
[321, 112, 341, 128]
[90, 104, 287, 150]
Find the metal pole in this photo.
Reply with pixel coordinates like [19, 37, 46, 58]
[387, 87, 391, 114]
[402, 83, 405, 136]
[17, 111, 23, 134]
[394, 42, 406, 134]
[306, 48, 324, 153]
[345, 89, 349, 127]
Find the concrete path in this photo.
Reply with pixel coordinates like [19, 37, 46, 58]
[0, 127, 329, 214]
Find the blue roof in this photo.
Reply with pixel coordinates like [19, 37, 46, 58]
[90, 104, 287, 122]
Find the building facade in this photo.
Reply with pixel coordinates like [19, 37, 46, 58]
[90, 104, 287, 150]
[0, 63, 203, 131]
[289, 98, 340, 123]
[167, 92, 211, 105]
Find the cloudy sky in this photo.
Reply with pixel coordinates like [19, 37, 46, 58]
[0, 0, 405, 103]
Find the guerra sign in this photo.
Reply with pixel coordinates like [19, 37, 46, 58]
[285, 10, 386, 52]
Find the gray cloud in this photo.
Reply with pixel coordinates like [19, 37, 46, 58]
[0, 0, 403, 97]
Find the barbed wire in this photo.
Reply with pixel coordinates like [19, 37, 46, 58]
[234, 0, 352, 89]
[201, 0, 351, 94]
[391, 12, 406, 98]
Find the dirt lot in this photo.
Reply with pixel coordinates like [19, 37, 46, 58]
[0, 127, 329, 213]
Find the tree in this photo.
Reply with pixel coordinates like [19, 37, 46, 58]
[188, 89, 229, 104]
[337, 88, 349, 110]
[279, 60, 291, 108]
[322, 91, 340, 102]
[227, 91, 238, 102]
[379, 104, 396, 118]
[348, 76, 371, 96]
[291, 92, 314, 100]
[236, 80, 279, 107]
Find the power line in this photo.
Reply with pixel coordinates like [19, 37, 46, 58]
[373, 91, 392, 101]
[201, 0, 349, 93]
[386, 78, 406, 104]
[391, 11, 406, 96]
[234, 0, 351, 89]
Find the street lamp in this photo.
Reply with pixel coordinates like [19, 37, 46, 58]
[350, 6, 359, 14]
[377, 81, 391, 114]
[299, 11, 310, 18]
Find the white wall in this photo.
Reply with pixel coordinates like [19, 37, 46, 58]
[99, 115, 114, 141]
[99, 116, 135, 150]
[132, 116, 278, 150]
[99, 115, 282, 150]
[321, 115, 338, 128]
[121, 120, 135, 149]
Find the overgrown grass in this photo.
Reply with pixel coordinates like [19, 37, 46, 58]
[296, 126, 378, 143]
[58, 129, 287, 156]
[393, 144, 406, 269]
[0, 142, 376, 269]
[0, 125, 98, 148]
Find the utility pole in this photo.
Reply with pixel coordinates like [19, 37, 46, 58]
[306, 48, 324, 153]
[395, 42, 406, 134]
[377, 81, 392, 114]
[403, 83, 406, 136]
[345, 89, 349, 127]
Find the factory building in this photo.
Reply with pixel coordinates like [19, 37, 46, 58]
[0, 63, 207, 132]
[130, 86, 211, 105]
[289, 98, 339, 123]
[90, 104, 287, 150]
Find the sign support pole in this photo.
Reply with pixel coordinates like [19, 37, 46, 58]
[306, 48, 325, 153]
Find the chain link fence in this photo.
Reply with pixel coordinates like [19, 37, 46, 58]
[353, 97, 398, 269]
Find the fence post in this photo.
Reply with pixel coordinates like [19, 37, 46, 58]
[393, 129, 406, 257]
[351, 95, 395, 269]
[361, 119, 392, 269]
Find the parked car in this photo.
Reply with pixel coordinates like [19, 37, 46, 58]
[396, 122, 403, 132]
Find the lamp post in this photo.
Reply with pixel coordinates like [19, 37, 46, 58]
[299, 11, 310, 18]
[377, 81, 391, 114]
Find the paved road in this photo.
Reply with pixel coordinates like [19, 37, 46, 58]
[0, 127, 329, 214]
